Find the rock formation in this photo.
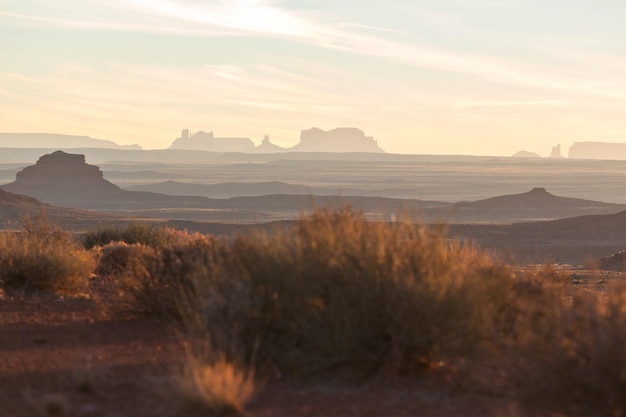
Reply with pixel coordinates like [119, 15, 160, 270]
[2, 151, 123, 207]
[291, 127, 385, 153]
[169, 130, 255, 152]
[1, 151, 208, 210]
[568, 142, 626, 160]
[550, 144, 564, 158]
[254, 135, 286, 153]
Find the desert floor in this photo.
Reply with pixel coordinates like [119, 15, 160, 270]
[2, 268, 623, 417]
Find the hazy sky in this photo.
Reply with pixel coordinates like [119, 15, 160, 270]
[1, 0, 625, 155]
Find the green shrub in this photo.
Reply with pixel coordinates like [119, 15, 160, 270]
[0, 217, 95, 295]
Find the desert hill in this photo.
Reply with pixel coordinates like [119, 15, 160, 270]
[0, 133, 141, 150]
[448, 209, 626, 264]
[0, 188, 125, 229]
[441, 187, 626, 222]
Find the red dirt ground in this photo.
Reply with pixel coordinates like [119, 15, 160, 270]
[0, 284, 586, 417]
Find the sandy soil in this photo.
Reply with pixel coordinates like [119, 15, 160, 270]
[6, 271, 617, 417]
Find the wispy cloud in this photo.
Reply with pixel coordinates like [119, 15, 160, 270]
[453, 100, 570, 109]
[3, 0, 625, 101]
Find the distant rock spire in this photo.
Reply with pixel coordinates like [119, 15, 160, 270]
[550, 144, 564, 158]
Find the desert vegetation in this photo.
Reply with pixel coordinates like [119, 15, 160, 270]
[2, 209, 626, 416]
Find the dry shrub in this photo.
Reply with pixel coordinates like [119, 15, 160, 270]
[82, 223, 181, 249]
[175, 355, 255, 416]
[511, 284, 626, 417]
[0, 217, 95, 295]
[122, 207, 519, 377]
[95, 234, 220, 319]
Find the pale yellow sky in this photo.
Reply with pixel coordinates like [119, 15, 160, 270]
[1, 0, 625, 155]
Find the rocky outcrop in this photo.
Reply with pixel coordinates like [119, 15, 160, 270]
[0, 133, 141, 150]
[169, 130, 255, 152]
[550, 144, 564, 158]
[291, 128, 385, 153]
[1, 151, 208, 210]
[569, 142, 626, 160]
[254, 135, 286, 153]
[2, 151, 123, 206]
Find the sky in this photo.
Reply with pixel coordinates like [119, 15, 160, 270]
[1, 0, 625, 155]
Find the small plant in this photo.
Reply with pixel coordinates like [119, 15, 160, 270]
[175, 355, 255, 416]
[0, 216, 95, 295]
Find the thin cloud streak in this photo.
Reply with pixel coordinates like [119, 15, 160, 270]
[453, 100, 570, 109]
[3, 1, 625, 100]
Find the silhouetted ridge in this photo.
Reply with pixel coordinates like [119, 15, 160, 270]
[457, 188, 612, 210]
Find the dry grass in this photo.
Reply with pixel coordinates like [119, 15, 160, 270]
[0, 216, 95, 295]
[81, 207, 626, 415]
[81, 223, 178, 249]
[510, 285, 626, 416]
[104, 208, 519, 376]
[175, 355, 255, 416]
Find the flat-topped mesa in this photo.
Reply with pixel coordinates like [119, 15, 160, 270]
[292, 127, 385, 153]
[169, 129, 255, 152]
[14, 151, 106, 182]
[3, 151, 120, 202]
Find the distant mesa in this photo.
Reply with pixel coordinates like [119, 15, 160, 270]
[549, 144, 564, 158]
[0, 150, 207, 210]
[169, 129, 255, 152]
[0, 133, 141, 150]
[169, 127, 384, 154]
[2, 151, 122, 206]
[512, 150, 541, 158]
[569, 142, 626, 160]
[291, 127, 385, 153]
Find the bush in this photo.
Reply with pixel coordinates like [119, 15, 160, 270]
[119, 208, 520, 377]
[81, 223, 178, 249]
[511, 286, 626, 416]
[0, 217, 95, 295]
[95, 233, 220, 319]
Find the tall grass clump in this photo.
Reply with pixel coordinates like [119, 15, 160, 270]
[81, 223, 178, 249]
[121, 207, 519, 377]
[174, 349, 255, 416]
[0, 217, 95, 295]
